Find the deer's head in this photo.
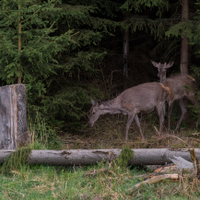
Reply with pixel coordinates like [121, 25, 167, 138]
[151, 61, 174, 78]
[88, 98, 103, 127]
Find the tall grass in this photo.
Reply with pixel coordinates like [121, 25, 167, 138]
[28, 111, 61, 150]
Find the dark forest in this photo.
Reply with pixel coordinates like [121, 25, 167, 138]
[1, 0, 200, 147]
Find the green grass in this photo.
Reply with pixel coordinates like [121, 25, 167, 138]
[22, 111, 200, 199]
[0, 164, 136, 200]
[0, 163, 199, 200]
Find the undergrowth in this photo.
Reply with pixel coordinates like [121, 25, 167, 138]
[115, 146, 134, 168]
[1, 147, 32, 176]
[28, 110, 62, 150]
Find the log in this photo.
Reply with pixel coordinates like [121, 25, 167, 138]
[0, 148, 199, 165]
[0, 84, 30, 149]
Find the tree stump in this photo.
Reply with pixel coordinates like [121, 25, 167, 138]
[0, 84, 30, 149]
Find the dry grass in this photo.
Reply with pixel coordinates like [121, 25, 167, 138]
[60, 114, 200, 150]
[1, 162, 200, 200]
[130, 174, 200, 200]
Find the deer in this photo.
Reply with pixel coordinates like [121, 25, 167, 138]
[151, 61, 199, 133]
[89, 82, 170, 142]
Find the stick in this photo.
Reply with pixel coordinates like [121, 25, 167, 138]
[128, 174, 179, 193]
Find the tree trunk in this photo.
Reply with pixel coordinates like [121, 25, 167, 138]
[18, 2, 22, 83]
[123, 28, 129, 77]
[180, 0, 189, 75]
[123, 12, 129, 78]
[0, 84, 30, 149]
[0, 148, 199, 165]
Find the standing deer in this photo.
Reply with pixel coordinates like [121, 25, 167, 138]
[151, 61, 199, 132]
[89, 82, 170, 142]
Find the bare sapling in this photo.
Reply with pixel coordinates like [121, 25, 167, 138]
[151, 61, 199, 132]
[89, 82, 170, 142]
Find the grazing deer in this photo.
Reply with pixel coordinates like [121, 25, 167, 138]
[151, 61, 199, 132]
[89, 82, 170, 142]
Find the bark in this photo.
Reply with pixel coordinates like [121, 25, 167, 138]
[123, 12, 129, 78]
[0, 84, 30, 150]
[0, 148, 199, 165]
[180, 0, 189, 75]
[18, 2, 22, 83]
[123, 28, 129, 77]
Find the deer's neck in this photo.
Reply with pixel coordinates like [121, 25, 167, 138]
[100, 98, 122, 114]
[160, 75, 167, 86]
[101, 99, 117, 109]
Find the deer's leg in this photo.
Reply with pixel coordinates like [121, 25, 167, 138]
[175, 98, 187, 131]
[156, 104, 165, 135]
[125, 113, 135, 142]
[134, 114, 146, 142]
[167, 102, 173, 133]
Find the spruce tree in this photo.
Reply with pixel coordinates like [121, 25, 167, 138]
[0, 0, 73, 95]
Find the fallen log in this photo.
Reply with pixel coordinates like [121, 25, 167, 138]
[0, 148, 200, 166]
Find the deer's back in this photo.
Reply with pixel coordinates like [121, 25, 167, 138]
[166, 74, 196, 100]
[118, 82, 169, 113]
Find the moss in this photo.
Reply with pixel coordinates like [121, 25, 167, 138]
[115, 146, 134, 168]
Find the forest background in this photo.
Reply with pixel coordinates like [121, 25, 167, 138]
[1, 0, 200, 144]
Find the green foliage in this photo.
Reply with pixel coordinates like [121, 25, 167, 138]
[119, 0, 178, 41]
[1, 147, 32, 176]
[188, 3, 200, 56]
[166, 21, 192, 38]
[0, 0, 75, 108]
[1, 0, 199, 136]
[128, 16, 168, 40]
[28, 109, 62, 149]
[188, 65, 200, 118]
[0, 0, 73, 84]
[115, 146, 134, 168]
[0, 0, 109, 133]
[121, 0, 169, 17]
[185, 3, 200, 122]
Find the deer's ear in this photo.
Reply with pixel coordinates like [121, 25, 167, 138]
[90, 98, 95, 106]
[151, 60, 159, 68]
[166, 61, 174, 68]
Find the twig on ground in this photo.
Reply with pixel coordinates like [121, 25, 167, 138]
[85, 167, 110, 177]
[154, 126, 160, 136]
[128, 174, 180, 193]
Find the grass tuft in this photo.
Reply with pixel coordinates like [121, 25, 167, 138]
[115, 146, 134, 168]
[1, 147, 32, 176]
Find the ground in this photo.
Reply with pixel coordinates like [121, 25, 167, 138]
[60, 114, 200, 150]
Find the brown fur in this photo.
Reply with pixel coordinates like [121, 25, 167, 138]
[151, 61, 199, 132]
[89, 82, 169, 142]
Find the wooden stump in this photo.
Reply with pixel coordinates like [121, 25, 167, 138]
[0, 84, 30, 149]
